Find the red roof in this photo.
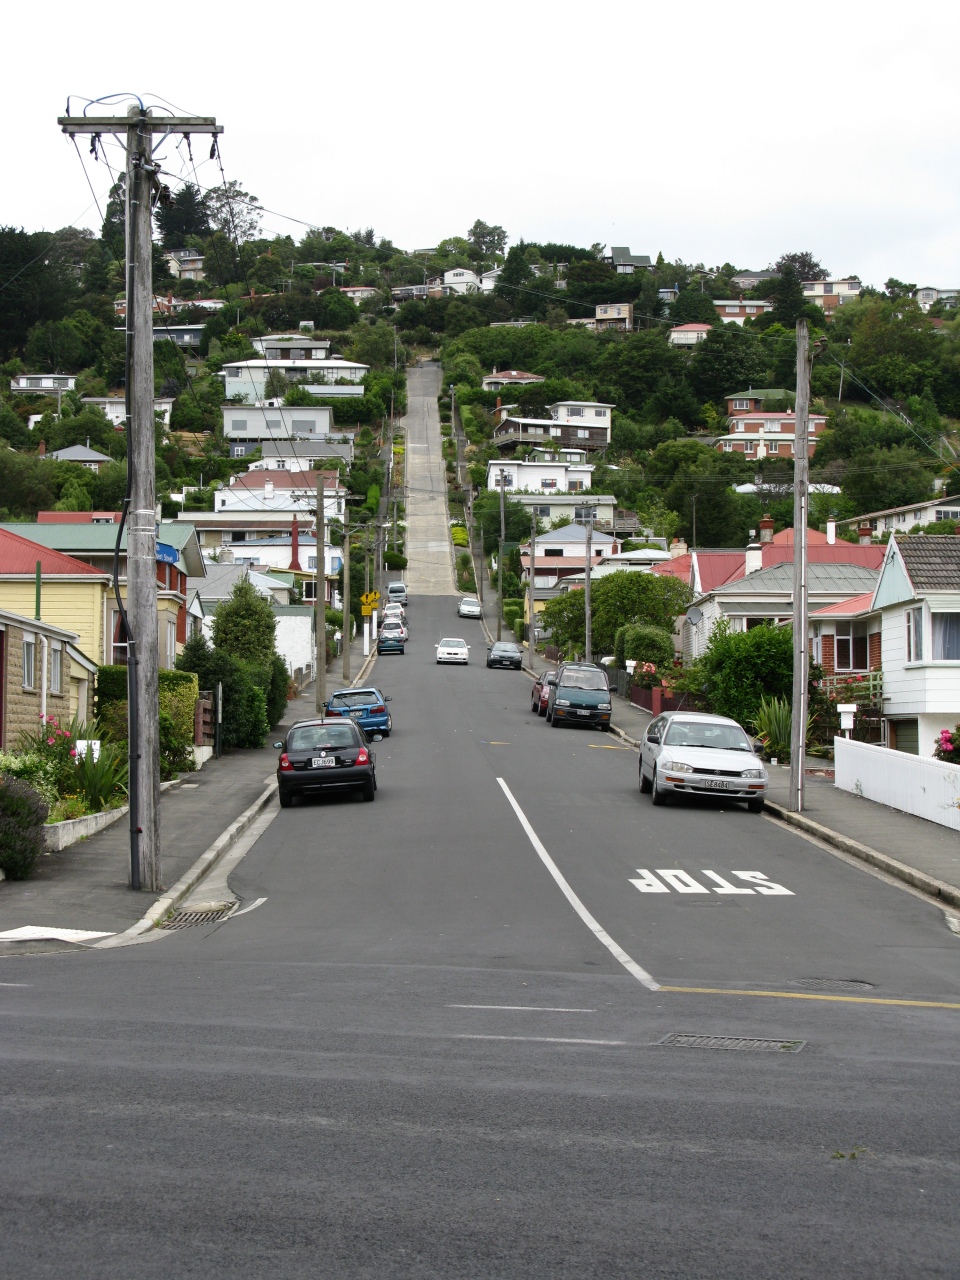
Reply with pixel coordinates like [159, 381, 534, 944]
[670, 323, 713, 332]
[771, 526, 828, 545]
[810, 591, 875, 618]
[230, 470, 340, 490]
[37, 511, 121, 524]
[764, 544, 884, 570]
[0, 528, 106, 576]
[696, 552, 746, 591]
[652, 553, 692, 582]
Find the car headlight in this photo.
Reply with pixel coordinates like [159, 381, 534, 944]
[555, 698, 571, 707]
[741, 768, 766, 779]
[661, 760, 694, 773]
[598, 702, 611, 711]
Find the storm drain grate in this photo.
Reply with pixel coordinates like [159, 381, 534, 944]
[656, 1033, 806, 1053]
[796, 979, 874, 992]
[160, 908, 233, 930]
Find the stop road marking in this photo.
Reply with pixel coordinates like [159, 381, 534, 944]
[630, 869, 794, 896]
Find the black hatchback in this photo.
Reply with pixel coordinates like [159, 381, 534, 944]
[486, 641, 523, 670]
[275, 718, 379, 807]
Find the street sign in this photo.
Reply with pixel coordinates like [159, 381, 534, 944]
[361, 590, 380, 605]
[361, 606, 373, 616]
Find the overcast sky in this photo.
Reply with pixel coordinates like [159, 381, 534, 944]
[6, 0, 959, 289]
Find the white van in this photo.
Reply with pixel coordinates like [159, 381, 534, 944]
[386, 581, 408, 606]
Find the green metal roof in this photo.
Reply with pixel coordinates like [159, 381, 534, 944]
[0, 521, 205, 576]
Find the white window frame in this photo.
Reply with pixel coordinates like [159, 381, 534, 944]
[50, 642, 62, 694]
[732, 399, 750, 410]
[931, 612, 960, 661]
[22, 633, 36, 689]
[905, 606, 924, 663]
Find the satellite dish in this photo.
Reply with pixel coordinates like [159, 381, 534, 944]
[686, 606, 703, 625]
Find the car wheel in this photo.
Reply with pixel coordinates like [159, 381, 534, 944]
[746, 797, 765, 814]
[551, 712, 563, 728]
[400, 647, 405, 654]
[531, 696, 539, 714]
[362, 778, 376, 802]
[279, 790, 294, 809]
[651, 768, 667, 805]
[538, 703, 546, 717]
[639, 765, 652, 793]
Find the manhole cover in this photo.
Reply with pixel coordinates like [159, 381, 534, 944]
[160, 908, 233, 930]
[656, 1033, 806, 1053]
[796, 979, 874, 992]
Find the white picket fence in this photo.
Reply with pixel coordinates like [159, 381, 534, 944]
[834, 737, 960, 832]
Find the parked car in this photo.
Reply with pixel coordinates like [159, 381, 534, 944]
[530, 668, 557, 716]
[382, 602, 407, 624]
[275, 718, 378, 806]
[377, 628, 405, 655]
[386, 582, 408, 606]
[458, 597, 482, 619]
[436, 637, 470, 664]
[639, 711, 768, 812]
[325, 686, 393, 737]
[486, 641, 523, 670]
[380, 618, 409, 643]
[545, 662, 612, 729]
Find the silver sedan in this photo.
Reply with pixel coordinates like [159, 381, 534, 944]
[639, 711, 768, 813]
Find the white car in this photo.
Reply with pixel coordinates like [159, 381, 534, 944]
[435, 637, 470, 664]
[382, 603, 406, 623]
[639, 711, 768, 813]
[380, 618, 409, 643]
[457, 597, 482, 619]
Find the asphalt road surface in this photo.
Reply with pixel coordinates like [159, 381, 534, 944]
[2, 594, 960, 1279]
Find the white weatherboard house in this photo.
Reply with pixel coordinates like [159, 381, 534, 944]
[221, 356, 368, 402]
[870, 535, 960, 755]
[486, 447, 593, 494]
[222, 404, 335, 453]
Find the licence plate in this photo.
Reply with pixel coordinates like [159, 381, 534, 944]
[351, 710, 363, 717]
[577, 710, 591, 716]
[312, 757, 336, 768]
[700, 779, 730, 789]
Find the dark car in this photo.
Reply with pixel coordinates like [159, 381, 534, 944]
[325, 686, 393, 737]
[486, 641, 523, 670]
[530, 668, 557, 716]
[545, 662, 612, 729]
[275, 718, 378, 806]
[377, 628, 405, 655]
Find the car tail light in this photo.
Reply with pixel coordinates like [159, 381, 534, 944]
[326, 707, 343, 716]
[279, 753, 293, 772]
[355, 747, 369, 765]
[371, 705, 385, 714]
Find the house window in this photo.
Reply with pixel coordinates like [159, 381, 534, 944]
[568, 480, 584, 492]
[932, 613, 960, 660]
[308, 556, 317, 570]
[574, 507, 598, 523]
[532, 505, 551, 516]
[743, 440, 755, 454]
[567, 407, 584, 417]
[768, 441, 780, 453]
[22, 635, 36, 689]
[824, 283, 835, 294]
[734, 422, 745, 432]
[291, 419, 316, 432]
[496, 473, 513, 487]
[577, 429, 590, 438]
[541, 479, 557, 489]
[234, 446, 245, 457]
[594, 409, 606, 417]
[722, 441, 733, 451]
[836, 621, 869, 671]
[167, 619, 177, 669]
[732, 399, 750, 410]
[767, 421, 781, 432]
[935, 509, 960, 522]
[544, 548, 563, 557]
[746, 306, 756, 313]
[50, 644, 62, 694]
[725, 306, 739, 313]
[905, 607, 923, 662]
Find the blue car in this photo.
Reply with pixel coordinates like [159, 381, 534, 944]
[325, 686, 393, 737]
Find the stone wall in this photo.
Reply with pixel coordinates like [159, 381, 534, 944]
[2, 624, 76, 750]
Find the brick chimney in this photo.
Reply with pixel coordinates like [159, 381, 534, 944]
[289, 519, 302, 572]
[759, 517, 774, 543]
[858, 525, 872, 545]
[670, 537, 688, 558]
[38, 439, 45, 456]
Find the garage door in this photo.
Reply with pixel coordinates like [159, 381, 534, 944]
[890, 718, 919, 755]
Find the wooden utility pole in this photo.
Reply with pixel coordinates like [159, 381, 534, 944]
[584, 519, 593, 663]
[58, 105, 221, 892]
[527, 512, 537, 669]
[342, 504, 351, 681]
[315, 474, 326, 714]
[789, 319, 813, 813]
[497, 469, 506, 641]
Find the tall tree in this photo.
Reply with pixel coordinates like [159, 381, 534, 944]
[670, 289, 720, 325]
[772, 251, 828, 281]
[206, 180, 263, 243]
[467, 219, 507, 262]
[154, 183, 210, 250]
[211, 577, 277, 664]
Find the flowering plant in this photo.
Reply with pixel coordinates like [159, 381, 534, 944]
[934, 725, 960, 764]
[633, 661, 660, 689]
[16, 713, 85, 794]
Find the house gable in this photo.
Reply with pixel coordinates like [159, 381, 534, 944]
[872, 544, 915, 608]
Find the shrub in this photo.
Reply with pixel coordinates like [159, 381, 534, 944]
[383, 551, 407, 570]
[622, 624, 675, 672]
[176, 636, 269, 749]
[267, 653, 290, 727]
[75, 741, 128, 812]
[95, 665, 129, 710]
[451, 526, 469, 547]
[0, 750, 59, 807]
[0, 776, 49, 880]
[16, 712, 84, 794]
[694, 621, 794, 726]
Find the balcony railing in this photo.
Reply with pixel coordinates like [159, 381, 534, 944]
[819, 670, 883, 704]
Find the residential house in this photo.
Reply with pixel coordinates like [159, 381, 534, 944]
[658, 287, 680, 307]
[493, 400, 613, 453]
[250, 335, 332, 359]
[715, 407, 828, 459]
[712, 299, 774, 325]
[603, 247, 653, 275]
[595, 303, 633, 332]
[340, 285, 381, 305]
[0, 527, 110, 670]
[222, 404, 336, 455]
[216, 469, 345, 518]
[480, 268, 501, 293]
[81, 396, 174, 428]
[245, 440, 353, 471]
[443, 268, 481, 295]
[10, 373, 77, 395]
[668, 322, 712, 347]
[802, 277, 862, 313]
[486, 447, 594, 495]
[725, 388, 794, 415]
[391, 284, 430, 302]
[839, 496, 958, 535]
[481, 369, 545, 392]
[44, 443, 114, 473]
[0, 607, 96, 750]
[915, 287, 959, 313]
[171, 297, 225, 314]
[868, 535, 960, 755]
[520, 524, 618, 592]
[213, 527, 343, 603]
[164, 248, 205, 281]
[0, 518, 204, 669]
[220, 356, 368, 403]
[730, 269, 779, 291]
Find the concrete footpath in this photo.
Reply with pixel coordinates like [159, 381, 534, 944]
[0, 633, 376, 955]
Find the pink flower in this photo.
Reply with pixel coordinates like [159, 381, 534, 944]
[46, 737, 55, 746]
[69, 748, 77, 758]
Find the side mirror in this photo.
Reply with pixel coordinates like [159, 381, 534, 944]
[546, 676, 557, 686]
[371, 733, 383, 741]
[384, 695, 392, 702]
[486, 646, 492, 651]
[647, 733, 660, 745]
[272, 741, 284, 749]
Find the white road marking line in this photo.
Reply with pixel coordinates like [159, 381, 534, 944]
[447, 1005, 596, 1013]
[0, 926, 112, 942]
[230, 897, 268, 918]
[496, 777, 660, 992]
[0, 982, 31, 987]
[455, 1035, 628, 1046]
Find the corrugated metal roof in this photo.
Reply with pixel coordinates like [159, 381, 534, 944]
[0, 527, 106, 576]
[719, 562, 880, 596]
[810, 592, 876, 617]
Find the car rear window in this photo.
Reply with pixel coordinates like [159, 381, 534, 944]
[288, 725, 358, 751]
[328, 692, 377, 708]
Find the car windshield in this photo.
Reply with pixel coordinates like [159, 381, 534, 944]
[440, 638, 466, 647]
[287, 725, 357, 751]
[663, 722, 752, 751]
[462, 598, 479, 606]
[328, 691, 378, 708]
[560, 670, 608, 691]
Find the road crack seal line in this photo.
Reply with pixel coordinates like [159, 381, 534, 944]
[496, 777, 660, 992]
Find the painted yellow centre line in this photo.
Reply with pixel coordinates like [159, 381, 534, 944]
[661, 985, 960, 1010]
[588, 743, 632, 750]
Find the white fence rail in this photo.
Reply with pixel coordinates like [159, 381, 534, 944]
[834, 737, 960, 831]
